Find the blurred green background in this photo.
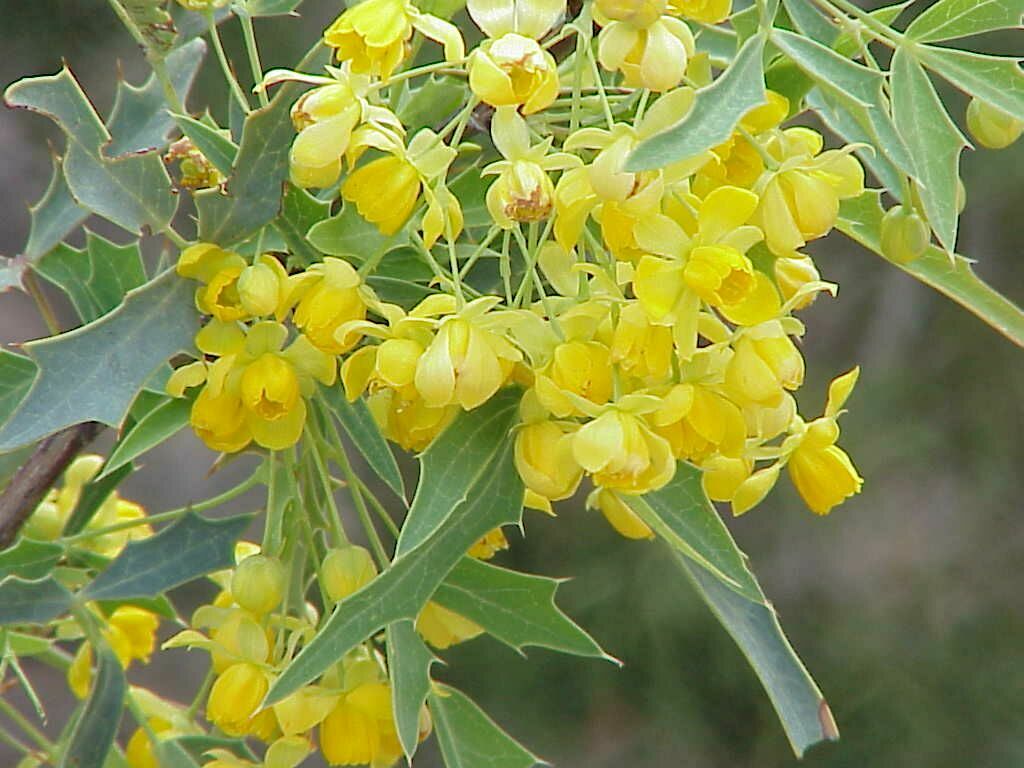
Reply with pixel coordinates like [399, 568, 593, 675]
[1, 1, 1023, 766]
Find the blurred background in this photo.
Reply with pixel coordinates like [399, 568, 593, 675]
[1, 1, 1023, 766]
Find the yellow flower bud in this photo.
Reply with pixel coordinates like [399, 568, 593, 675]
[106, 606, 159, 665]
[880, 205, 930, 265]
[588, 488, 653, 540]
[237, 256, 288, 318]
[788, 441, 862, 515]
[191, 386, 253, 454]
[573, 410, 676, 495]
[725, 326, 804, 407]
[596, 0, 667, 27]
[416, 601, 484, 649]
[469, 34, 559, 114]
[966, 98, 1024, 150]
[126, 720, 173, 768]
[24, 500, 66, 541]
[514, 421, 584, 501]
[343, 156, 422, 236]
[321, 546, 378, 603]
[230, 554, 285, 615]
[668, 0, 731, 23]
[210, 609, 271, 672]
[773, 254, 821, 309]
[207, 663, 270, 736]
[731, 464, 781, 516]
[701, 455, 751, 502]
[367, 389, 457, 452]
[290, 258, 369, 354]
[535, 341, 614, 417]
[597, 17, 694, 92]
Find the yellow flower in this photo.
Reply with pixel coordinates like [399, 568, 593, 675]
[682, 245, 756, 306]
[287, 258, 370, 354]
[700, 455, 752, 502]
[321, 545, 379, 603]
[230, 554, 285, 615]
[596, 11, 695, 92]
[289, 79, 364, 189]
[514, 420, 584, 501]
[469, 34, 559, 114]
[416, 601, 484, 649]
[324, 0, 464, 79]
[966, 97, 1024, 150]
[724, 322, 804, 407]
[126, 720, 174, 768]
[731, 463, 781, 517]
[469, 528, 509, 559]
[573, 408, 675, 494]
[414, 297, 523, 410]
[668, 0, 731, 23]
[344, 155, 421, 235]
[366, 388, 457, 451]
[207, 663, 271, 737]
[320, 682, 401, 767]
[773, 253, 821, 309]
[587, 487, 653, 540]
[650, 383, 746, 462]
[68, 606, 160, 699]
[273, 689, 340, 738]
[610, 301, 674, 380]
[177, 245, 290, 321]
[533, 340, 614, 417]
[879, 205, 930, 266]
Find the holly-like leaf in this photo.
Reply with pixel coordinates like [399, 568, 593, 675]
[430, 684, 540, 768]
[4, 67, 178, 235]
[105, 38, 206, 158]
[171, 113, 239, 175]
[63, 463, 135, 536]
[905, 0, 1024, 43]
[265, 393, 523, 705]
[58, 644, 126, 768]
[0, 271, 199, 452]
[624, 463, 763, 603]
[386, 619, 438, 760]
[672, 549, 838, 758]
[915, 46, 1024, 123]
[890, 47, 967, 252]
[35, 232, 147, 323]
[21, 154, 89, 265]
[398, 76, 471, 134]
[306, 204, 409, 262]
[397, 389, 520, 556]
[780, 0, 837, 44]
[628, 34, 766, 171]
[81, 511, 252, 602]
[100, 396, 192, 480]
[0, 577, 74, 625]
[433, 557, 613, 660]
[837, 191, 1024, 348]
[120, 0, 178, 55]
[319, 386, 405, 499]
[0, 351, 36, 429]
[275, 185, 331, 269]
[0, 540, 64, 581]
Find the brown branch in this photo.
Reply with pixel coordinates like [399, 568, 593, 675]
[0, 422, 103, 550]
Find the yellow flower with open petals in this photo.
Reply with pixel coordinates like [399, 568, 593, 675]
[468, 34, 559, 113]
[320, 682, 401, 767]
[287, 258, 370, 354]
[573, 408, 675, 495]
[514, 420, 583, 501]
[595, 0, 695, 91]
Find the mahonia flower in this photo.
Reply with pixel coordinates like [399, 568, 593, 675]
[324, 0, 464, 79]
[466, 0, 564, 113]
[416, 601, 484, 649]
[321, 545, 378, 603]
[966, 97, 1024, 150]
[286, 258, 374, 354]
[586, 487, 654, 540]
[594, 0, 696, 91]
[68, 606, 160, 698]
[668, 0, 731, 23]
[514, 419, 584, 502]
[177, 244, 290, 322]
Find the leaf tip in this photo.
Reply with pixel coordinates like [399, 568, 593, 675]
[818, 698, 839, 742]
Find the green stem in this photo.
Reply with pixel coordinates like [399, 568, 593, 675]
[0, 696, 53, 754]
[186, 667, 214, 721]
[809, 0, 901, 44]
[238, 11, 269, 108]
[162, 226, 189, 249]
[353, 476, 401, 539]
[207, 9, 251, 113]
[261, 450, 278, 554]
[0, 723, 33, 758]
[373, 59, 465, 91]
[23, 271, 61, 335]
[303, 422, 348, 547]
[585, 46, 616, 130]
[458, 226, 501, 279]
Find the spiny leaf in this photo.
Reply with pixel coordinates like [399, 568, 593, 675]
[319, 386, 405, 499]
[100, 396, 192, 480]
[0, 540, 65, 581]
[171, 113, 239, 175]
[306, 203, 409, 262]
[275, 185, 331, 269]
[105, 38, 206, 158]
[0, 351, 36, 428]
[0, 270, 199, 452]
[81, 511, 252, 601]
[120, 0, 177, 55]
[4, 67, 178, 235]
[628, 34, 766, 171]
[0, 577, 74, 625]
[386, 619, 439, 761]
[265, 394, 522, 705]
[837, 191, 1024, 348]
[58, 644, 126, 768]
[397, 389, 521, 556]
[430, 684, 541, 768]
[21, 154, 89, 264]
[780, 0, 837, 44]
[34, 232, 147, 323]
[63, 462, 135, 536]
[671, 549, 838, 758]
[890, 47, 967, 252]
[433, 557, 614, 660]
[914, 46, 1024, 123]
[624, 463, 763, 603]
[905, 0, 1024, 43]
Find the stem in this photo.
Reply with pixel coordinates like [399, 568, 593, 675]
[260, 451, 278, 554]
[186, 668, 214, 721]
[22, 272, 60, 335]
[162, 226, 189, 249]
[447, 237, 465, 308]
[809, 0, 901, 44]
[736, 126, 780, 171]
[458, 226, 501, 279]
[585, 47, 616, 130]
[0, 697, 53, 754]
[354, 476, 401, 539]
[0, 723, 32, 758]
[207, 9, 251, 114]
[105, 0, 186, 114]
[372, 59, 465, 91]
[303, 424, 348, 547]
[238, 11, 269, 108]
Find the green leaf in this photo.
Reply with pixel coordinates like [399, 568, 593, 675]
[837, 191, 1024, 347]
[890, 47, 967, 252]
[398, 76, 470, 134]
[624, 463, 762, 602]
[780, 0, 837, 44]
[3, 630, 54, 657]
[275, 185, 331, 269]
[171, 113, 239, 175]
[671, 549, 837, 758]
[105, 39, 206, 158]
[905, 0, 1024, 43]
[151, 741, 201, 768]
[100, 397, 191, 480]
[4, 68, 178, 235]
[0, 540, 64, 581]
[0, 270, 199, 452]
[246, 0, 302, 15]
[628, 34, 766, 171]
[386, 619, 438, 760]
[58, 645, 126, 768]
[367, 276, 435, 307]
[833, 1, 915, 57]
[166, 735, 258, 763]
[914, 46, 1024, 123]
[319, 386, 405, 499]
[120, 0, 178, 55]
[265, 393, 523, 705]
[397, 390, 520, 556]
[195, 47, 328, 246]
[417, 0, 466, 18]
[35, 232, 147, 323]
[0, 351, 37, 431]
[429, 684, 540, 768]
[0, 577, 74, 625]
[81, 511, 252, 602]
[63, 463, 135, 536]
[757, 0, 781, 27]
[21, 154, 89, 264]
[307, 203, 408, 261]
[434, 557, 613, 659]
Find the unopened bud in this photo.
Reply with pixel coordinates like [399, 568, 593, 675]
[230, 555, 285, 615]
[321, 546, 377, 603]
[880, 205, 930, 265]
[966, 98, 1024, 150]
